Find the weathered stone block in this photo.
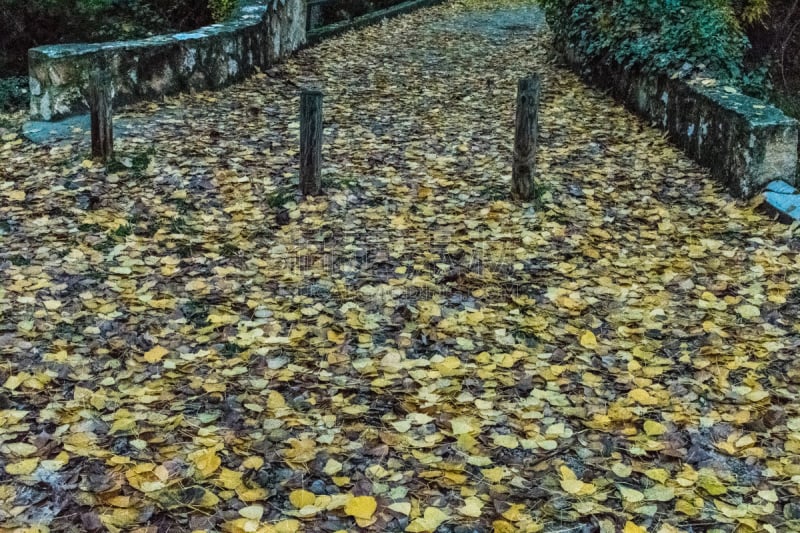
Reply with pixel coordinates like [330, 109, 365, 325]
[28, 0, 306, 121]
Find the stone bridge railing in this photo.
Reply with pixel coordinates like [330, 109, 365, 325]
[28, 0, 305, 121]
[558, 44, 798, 199]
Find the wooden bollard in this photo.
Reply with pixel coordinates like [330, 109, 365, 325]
[89, 68, 113, 161]
[299, 88, 323, 196]
[512, 74, 540, 201]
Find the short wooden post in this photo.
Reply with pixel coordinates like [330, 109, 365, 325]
[89, 69, 113, 161]
[299, 88, 323, 196]
[512, 74, 540, 201]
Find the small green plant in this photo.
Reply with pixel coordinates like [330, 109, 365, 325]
[219, 340, 244, 358]
[181, 298, 210, 327]
[266, 187, 294, 209]
[208, 0, 236, 21]
[107, 148, 155, 178]
[0, 77, 27, 112]
[113, 223, 133, 238]
[8, 254, 30, 266]
[322, 174, 359, 189]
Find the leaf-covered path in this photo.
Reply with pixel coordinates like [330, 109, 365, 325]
[1, 0, 800, 531]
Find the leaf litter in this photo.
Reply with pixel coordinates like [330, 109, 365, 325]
[0, 0, 799, 531]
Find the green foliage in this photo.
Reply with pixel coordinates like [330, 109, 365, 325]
[0, 0, 211, 77]
[208, 0, 236, 22]
[539, 0, 750, 83]
[0, 77, 27, 111]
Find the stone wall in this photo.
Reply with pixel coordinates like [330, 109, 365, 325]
[560, 45, 798, 198]
[28, 0, 306, 121]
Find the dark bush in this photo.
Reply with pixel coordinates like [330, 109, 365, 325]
[740, 0, 800, 91]
[0, 77, 28, 111]
[538, 0, 750, 83]
[0, 0, 213, 77]
[320, 0, 407, 25]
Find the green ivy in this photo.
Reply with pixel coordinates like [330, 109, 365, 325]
[538, 0, 750, 84]
[208, 0, 236, 21]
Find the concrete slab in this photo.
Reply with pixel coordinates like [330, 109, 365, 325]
[763, 180, 800, 222]
[22, 114, 133, 145]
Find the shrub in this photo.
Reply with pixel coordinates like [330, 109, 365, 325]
[538, 0, 751, 84]
[0, 0, 212, 77]
[0, 76, 28, 111]
[209, 0, 237, 22]
[739, 0, 800, 91]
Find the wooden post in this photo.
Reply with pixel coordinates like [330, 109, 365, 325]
[512, 74, 540, 201]
[299, 88, 323, 196]
[89, 68, 113, 161]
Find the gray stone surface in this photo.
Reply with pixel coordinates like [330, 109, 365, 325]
[431, 6, 546, 40]
[763, 180, 800, 222]
[28, 0, 306, 121]
[557, 44, 798, 198]
[306, 0, 447, 44]
[22, 114, 136, 145]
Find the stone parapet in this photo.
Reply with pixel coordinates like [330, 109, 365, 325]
[560, 43, 798, 198]
[28, 0, 305, 120]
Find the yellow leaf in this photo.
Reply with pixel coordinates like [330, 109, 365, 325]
[268, 390, 286, 410]
[185, 279, 208, 291]
[237, 486, 269, 502]
[736, 304, 761, 319]
[218, 468, 243, 490]
[579, 330, 598, 349]
[501, 503, 526, 522]
[493, 434, 519, 449]
[697, 474, 727, 495]
[323, 458, 343, 475]
[675, 498, 698, 516]
[189, 448, 221, 477]
[618, 485, 644, 503]
[144, 345, 168, 363]
[559, 465, 577, 480]
[458, 496, 484, 517]
[43, 299, 62, 310]
[2, 442, 38, 456]
[239, 505, 264, 520]
[644, 468, 670, 484]
[644, 484, 675, 502]
[273, 520, 301, 533]
[492, 520, 516, 533]
[611, 463, 632, 477]
[242, 456, 264, 470]
[450, 417, 477, 435]
[327, 329, 346, 343]
[481, 467, 506, 483]
[643, 420, 666, 437]
[289, 489, 316, 509]
[344, 495, 377, 520]
[560, 478, 596, 496]
[5, 457, 39, 475]
[628, 388, 658, 405]
[758, 489, 778, 502]
[194, 489, 219, 509]
[623, 522, 647, 533]
[389, 502, 412, 515]
[406, 507, 449, 532]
